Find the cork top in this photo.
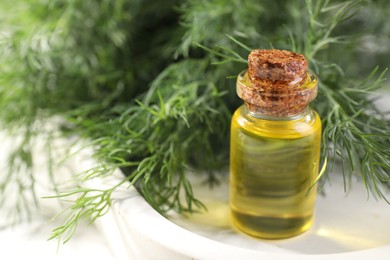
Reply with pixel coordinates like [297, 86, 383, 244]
[237, 49, 318, 117]
[248, 49, 308, 88]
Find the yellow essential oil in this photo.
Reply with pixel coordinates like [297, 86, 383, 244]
[229, 49, 322, 239]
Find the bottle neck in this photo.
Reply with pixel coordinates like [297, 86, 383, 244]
[245, 103, 310, 121]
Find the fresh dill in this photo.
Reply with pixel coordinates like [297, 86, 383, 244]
[0, 0, 389, 244]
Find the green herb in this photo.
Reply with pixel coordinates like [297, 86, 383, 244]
[0, 0, 389, 243]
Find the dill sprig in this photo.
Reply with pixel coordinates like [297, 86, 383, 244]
[318, 67, 390, 201]
[0, 0, 389, 244]
[46, 185, 120, 243]
[62, 59, 230, 213]
[300, 0, 390, 199]
[203, 0, 390, 199]
[0, 0, 182, 226]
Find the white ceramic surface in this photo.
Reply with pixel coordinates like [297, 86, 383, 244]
[93, 169, 390, 260]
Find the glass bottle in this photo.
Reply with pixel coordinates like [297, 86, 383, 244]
[229, 49, 321, 239]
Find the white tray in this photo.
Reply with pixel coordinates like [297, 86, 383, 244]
[94, 169, 390, 260]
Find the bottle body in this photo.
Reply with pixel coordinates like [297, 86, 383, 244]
[229, 105, 321, 239]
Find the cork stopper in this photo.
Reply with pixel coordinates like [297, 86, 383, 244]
[237, 49, 318, 117]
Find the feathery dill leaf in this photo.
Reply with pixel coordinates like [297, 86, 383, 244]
[203, 0, 390, 200]
[0, 0, 389, 243]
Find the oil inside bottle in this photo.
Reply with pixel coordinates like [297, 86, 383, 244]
[230, 105, 321, 239]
